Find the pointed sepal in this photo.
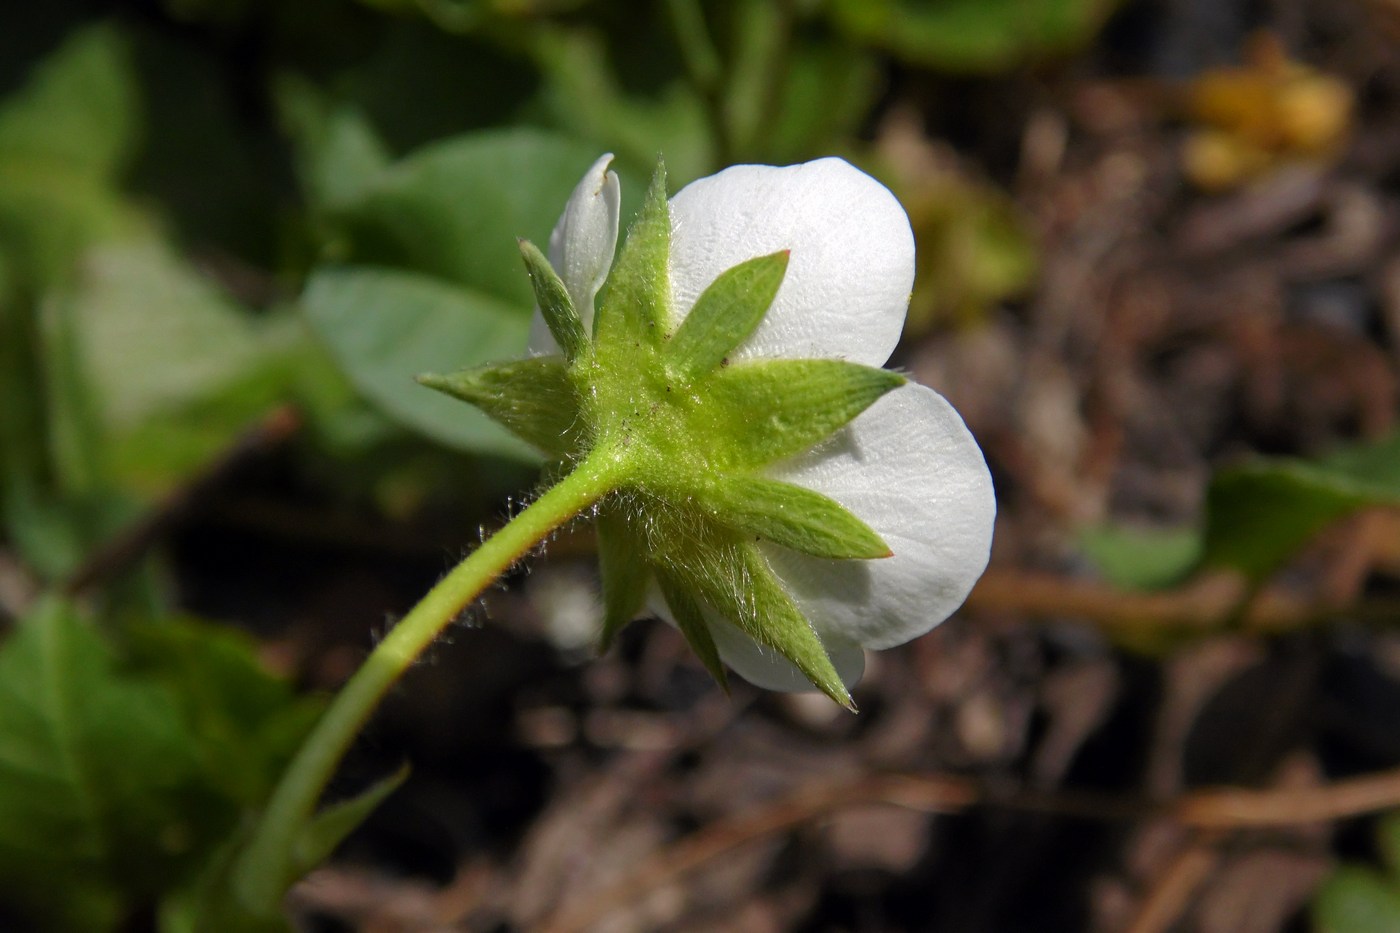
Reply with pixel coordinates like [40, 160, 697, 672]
[291, 764, 410, 879]
[417, 356, 584, 456]
[706, 475, 891, 559]
[678, 533, 853, 709]
[596, 508, 650, 651]
[655, 570, 729, 691]
[699, 360, 905, 470]
[666, 250, 789, 378]
[520, 238, 587, 360]
[594, 159, 670, 347]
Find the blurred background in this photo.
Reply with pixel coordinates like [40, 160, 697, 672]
[3, 0, 1400, 930]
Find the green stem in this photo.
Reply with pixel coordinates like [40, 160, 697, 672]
[750, 0, 796, 159]
[231, 451, 621, 914]
[663, 0, 733, 167]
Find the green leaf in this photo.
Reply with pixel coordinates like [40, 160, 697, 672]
[1081, 432, 1400, 591]
[829, 0, 1114, 73]
[304, 130, 619, 458]
[524, 26, 712, 187]
[666, 250, 789, 377]
[0, 24, 138, 183]
[274, 75, 390, 213]
[0, 23, 139, 286]
[416, 355, 585, 457]
[292, 765, 410, 879]
[655, 570, 728, 691]
[904, 166, 1039, 332]
[304, 266, 537, 459]
[0, 605, 317, 931]
[38, 264, 106, 499]
[596, 508, 650, 650]
[327, 128, 607, 300]
[1200, 433, 1400, 581]
[724, 6, 880, 164]
[706, 475, 890, 560]
[61, 237, 288, 496]
[1080, 525, 1203, 591]
[519, 238, 586, 360]
[122, 618, 323, 809]
[595, 161, 670, 348]
[1317, 431, 1400, 488]
[1379, 812, 1400, 881]
[0, 599, 217, 926]
[1202, 465, 1366, 579]
[1312, 867, 1400, 933]
[0, 23, 304, 587]
[698, 359, 905, 469]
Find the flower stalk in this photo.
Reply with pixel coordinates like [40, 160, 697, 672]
[224, 150, 994, 920]
[231, 450, 621, 916]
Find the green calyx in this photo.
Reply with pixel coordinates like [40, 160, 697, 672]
[419, 161, 905, 707]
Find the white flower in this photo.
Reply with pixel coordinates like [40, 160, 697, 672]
[532, 155, 995, 692]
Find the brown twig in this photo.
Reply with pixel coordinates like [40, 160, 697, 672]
[1122, 830, 1228, 933]
[964, 562, 1400, 635]
[542, 764, 1400, 933]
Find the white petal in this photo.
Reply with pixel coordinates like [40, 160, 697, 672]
[706, 613, 867, 693]
[528, 153, 620, 354]
[763, 381, 995, 651]
[667, 158, 914, 367]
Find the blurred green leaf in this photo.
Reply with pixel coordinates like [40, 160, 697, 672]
[0, 23, 137, 183]
[526, 25, 712, 184]
[74, 241, 266, 427]
[0, 22, 139, 286]
[0, 22, 145, 581]
[829, 0, 1115, 73]
[0, 599, 220, 927]
[721, 0, 879, 164]
[1201, 433, 1400, 581]
[756, 40, 879, 164]
[277, 77, 391, 213]
[61, 236, 296, 496]
[1080, 525, 1203, 591]
[304, 129, 625, 458]
[911, 180, 1038, 330]
[1313, 867, 1400, 933]
[326, 129, 614, 297]
[1084, 432, 1400, 591]
[123, 617, 323, 808]
[0, 598, 318, 930]
[1379, 812, 1400, 881]
[304, 266, 537, 458]
[291, 764, 409, 879]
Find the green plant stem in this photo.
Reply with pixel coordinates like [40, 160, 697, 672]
[664, 0, 733, 167]
[231, 450, 621, 914]
[751, 0, 796, 159]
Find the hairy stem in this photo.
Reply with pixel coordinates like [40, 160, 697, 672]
[231, 451, 620, 914]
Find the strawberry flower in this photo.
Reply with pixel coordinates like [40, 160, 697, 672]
[424, 154, 995, 706]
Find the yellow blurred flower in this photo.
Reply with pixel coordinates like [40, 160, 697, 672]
[1182, 33, 1353, 191]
